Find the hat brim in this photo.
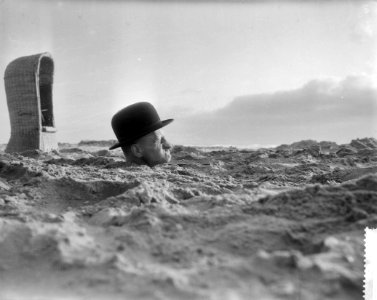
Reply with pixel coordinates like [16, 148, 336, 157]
[109, 118, 174, 150]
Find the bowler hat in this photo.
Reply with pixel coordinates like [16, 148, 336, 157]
[109, 102, 173, 150]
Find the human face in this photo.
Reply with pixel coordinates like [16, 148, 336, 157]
[137, 130, 172, 167]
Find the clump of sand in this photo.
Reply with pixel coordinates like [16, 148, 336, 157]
[0, 138, 376, 299]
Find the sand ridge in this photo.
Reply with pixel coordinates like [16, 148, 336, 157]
[0, 138, 376, 299]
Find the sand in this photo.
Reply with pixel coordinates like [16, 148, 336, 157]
[0, 137, 376, 300]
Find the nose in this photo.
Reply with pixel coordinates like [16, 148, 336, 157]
[162, 139, 172, 150]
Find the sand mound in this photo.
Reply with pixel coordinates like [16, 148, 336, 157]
[0, 138, 375, 299]
[253, 174, 377, 221]
[350, 137, 377, 150]
[78, 140, 117, 147]
[0, 213, 106, 269]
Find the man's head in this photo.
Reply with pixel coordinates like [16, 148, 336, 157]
[121, 129, 172, 167]
[110, 102, 174, 167]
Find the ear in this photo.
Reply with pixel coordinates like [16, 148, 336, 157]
[130, 144, 143, 158]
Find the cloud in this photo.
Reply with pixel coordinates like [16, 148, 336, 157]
[168, 75, 377, 146]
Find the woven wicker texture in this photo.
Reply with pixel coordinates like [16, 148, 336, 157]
[4, 52, 57, 153]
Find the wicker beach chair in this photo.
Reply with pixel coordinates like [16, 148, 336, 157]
[4, 52, 58, 153]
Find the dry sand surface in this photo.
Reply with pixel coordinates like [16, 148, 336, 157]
[1, 138, 377, 300]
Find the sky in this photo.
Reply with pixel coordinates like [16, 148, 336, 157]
[0, 0, 376, 147]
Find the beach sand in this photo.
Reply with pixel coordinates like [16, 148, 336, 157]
[0, 137, 376, 300]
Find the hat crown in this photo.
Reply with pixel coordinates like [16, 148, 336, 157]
[110, 102, 171, 148]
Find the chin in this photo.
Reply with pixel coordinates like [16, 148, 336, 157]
[156, 155, 171, 166]
[149, 156, 171, 167]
